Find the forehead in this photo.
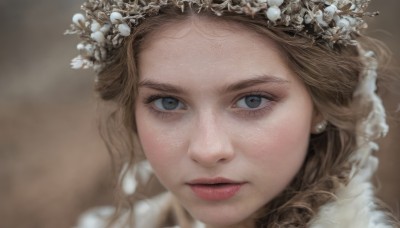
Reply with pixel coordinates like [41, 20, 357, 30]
[137, 16, 295, 87]
[140, 15, 283, 56]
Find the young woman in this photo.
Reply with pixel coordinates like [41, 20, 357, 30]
[67, 0, 399, 227]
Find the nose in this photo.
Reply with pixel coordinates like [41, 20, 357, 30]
[188, 113, 235, 168]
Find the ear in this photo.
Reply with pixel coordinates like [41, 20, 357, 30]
[310, 108, 326, 134]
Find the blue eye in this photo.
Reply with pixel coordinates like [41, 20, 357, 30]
[153, 97, 184, 111]
[236, 95, 268, 109]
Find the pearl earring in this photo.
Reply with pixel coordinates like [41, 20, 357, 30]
[314, 120, 328, 134]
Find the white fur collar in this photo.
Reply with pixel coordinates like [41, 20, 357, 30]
[309, 156, 392, 228]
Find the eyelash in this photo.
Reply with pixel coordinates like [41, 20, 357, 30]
[142, 92, 277, 119]
[143, 94, 181, 119]
[231, 92, 276, 118]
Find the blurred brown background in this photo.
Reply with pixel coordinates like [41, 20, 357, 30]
[0, 1, 399, 228]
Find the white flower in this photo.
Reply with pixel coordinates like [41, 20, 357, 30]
[71, 56, 85, 69]
[267, 0, 284, 7]
[100, 23, 111, 33]
[324, 5, 337, 17]
[91, 31, 105, 44]
[110, 12, 123, 24]
[342, 16, 357, 26]
[72, 13, 85, 26]
[315, 10, 328, 27]
[257, 0, 267, 3]
[90, 20, 101, 32]
[118, 23, 131, 36]
[266, 6, 281, 22]
[337, 18, 350, 29]
[84, 44, 95, 55]
[77, 43, 85, 51]
[70, 55, 95, 70]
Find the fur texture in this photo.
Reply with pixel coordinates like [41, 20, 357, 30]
[309, 156, 392, 228]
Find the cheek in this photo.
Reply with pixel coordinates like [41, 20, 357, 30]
[135, 109, 185, 180]
[243, 120, 310, 165]
[265, 121, 309, 164]
[240, 99, 312, 181]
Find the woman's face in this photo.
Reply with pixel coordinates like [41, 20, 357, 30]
[135, 17, 316, 227]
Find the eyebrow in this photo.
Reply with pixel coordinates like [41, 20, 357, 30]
[138, 75, 289, 94]
[223, 75, 289, 93]
[138, 80, 185, 94]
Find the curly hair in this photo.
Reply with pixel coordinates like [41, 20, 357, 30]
[93, 4, 395, 227]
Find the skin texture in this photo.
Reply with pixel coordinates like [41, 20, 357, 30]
[135, 17, 319, 228]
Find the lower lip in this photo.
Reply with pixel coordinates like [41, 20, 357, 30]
[189, 183, 244, 201]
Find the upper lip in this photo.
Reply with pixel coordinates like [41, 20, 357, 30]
[187, 177, 244, 185]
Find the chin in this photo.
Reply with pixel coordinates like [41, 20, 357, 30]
[186, 205, 255, 228]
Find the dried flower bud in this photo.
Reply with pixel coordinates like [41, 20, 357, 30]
[71, 56, 85, 69]
[84, 44, 95, 56]
[304, 13, 312, 24]
[77, 43, 85, 51]
[91, 31, 105, 44]
[315, 10, 328, 27]
[97, 11, 108, 21]
[324, 5, 337, 17]
[292, 14, 304, 25]
[266, 6, 281, 22]
[267, 0, 283, 7]
[337, 18, 350, 29]
[110, 12, 123, 24]
[118, 23, 131, 36]
[90, 20, 101, 32]
[112, 34, 121, 46]
[72, 13, 86, 26]
[285, 2, 301, 14]
[100, 23, 111, 33]
[343, 16, 357, 26]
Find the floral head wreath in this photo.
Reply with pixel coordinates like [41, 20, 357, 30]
[66, 0, 378, 72]
[66, 0, 388, 203]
